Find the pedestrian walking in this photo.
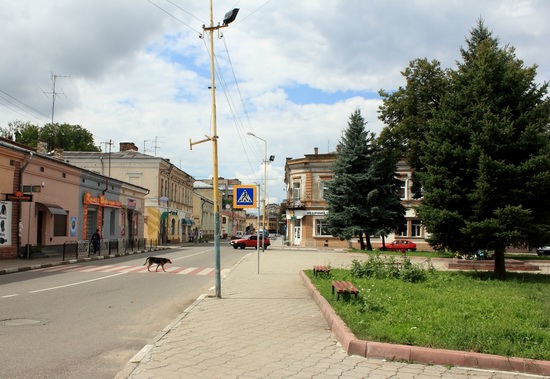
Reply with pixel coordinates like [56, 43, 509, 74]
[91, 229, 100, 255]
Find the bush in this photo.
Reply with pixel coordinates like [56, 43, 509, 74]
[350, 253, 434, 283]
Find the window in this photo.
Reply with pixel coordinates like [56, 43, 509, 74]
[110, 211, 115, 235]
[398, 221, 408, 237]
[411, 220, 422, 237]
[171, 218, 176, 235]
[319, 181, 329, 200]
[315, 219, 331, 236]
[398, 179, 406, 199]
[53, 215, 67, 236]
[292, 182, 301, 200]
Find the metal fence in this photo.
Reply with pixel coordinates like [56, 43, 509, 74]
[19, 238, 159, 260]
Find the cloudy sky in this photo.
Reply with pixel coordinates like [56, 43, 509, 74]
[1, 0, 549, 204]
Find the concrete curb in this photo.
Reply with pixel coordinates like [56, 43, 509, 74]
[115, 293, 208, 379]
[299, 270, 550, 377]
[114, 252, 248, 379]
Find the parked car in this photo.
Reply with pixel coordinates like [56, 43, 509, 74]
[230, 235, 271, 249]
[379, 239, 417, 253]
[536, 246, 550, 256]
[230, 231, 244, 240]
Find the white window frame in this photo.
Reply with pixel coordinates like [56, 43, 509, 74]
[314, 218, 332, 236]
[411, 220, 422, 237]
[292, 182, 301, 200]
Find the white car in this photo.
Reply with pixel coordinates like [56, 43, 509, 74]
[536, 246, 550, 256]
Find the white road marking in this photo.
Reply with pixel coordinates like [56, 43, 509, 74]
[2, 294, 18, 298]
[29, 272, 127, 293]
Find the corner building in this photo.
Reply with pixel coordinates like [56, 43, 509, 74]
[282, 148, 430, 250]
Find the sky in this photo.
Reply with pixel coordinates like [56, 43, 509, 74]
[1, 0, 549, 205]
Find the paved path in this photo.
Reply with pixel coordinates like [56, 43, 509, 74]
[110, 250, 548, 379]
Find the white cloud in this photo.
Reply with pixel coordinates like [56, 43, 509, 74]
[1, 0, 549, 203]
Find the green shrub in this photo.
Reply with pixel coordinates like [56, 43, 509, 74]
[350, 254, 434, 283]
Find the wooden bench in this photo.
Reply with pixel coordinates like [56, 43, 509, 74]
[332, 280, 359, 300]
[313, 265, 330, 277]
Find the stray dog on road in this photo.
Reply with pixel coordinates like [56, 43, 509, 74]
[143, 257, 172, 272]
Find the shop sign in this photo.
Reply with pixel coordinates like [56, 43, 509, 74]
[83, 192, 122, 208]
[5, 191, 33, 202]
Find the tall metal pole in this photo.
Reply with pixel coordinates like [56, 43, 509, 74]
[256, 184, 260, 273]
[207, 0, 221, 298]
[247, 133, 267, 251]
[262, 140, 267, 251]
[192, 4, 238, 298]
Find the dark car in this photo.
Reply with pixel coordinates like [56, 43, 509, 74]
[379, 239, 417, 253]
[536, 246, 550, 256]
[230, 234, 271, 249]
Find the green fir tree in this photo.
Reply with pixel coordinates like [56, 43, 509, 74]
[416, 20, 550, 279]
[325, 109, 405, 250]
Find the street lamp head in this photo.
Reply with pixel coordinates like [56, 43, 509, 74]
[223, 8, 239, 26]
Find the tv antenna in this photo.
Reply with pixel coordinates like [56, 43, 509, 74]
[42, 73, 71, 124]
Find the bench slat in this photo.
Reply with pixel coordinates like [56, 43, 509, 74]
[332, 280, 359, 300]
[313, 265, 330, 276]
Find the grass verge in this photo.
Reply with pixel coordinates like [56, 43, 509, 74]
[308, 263, 550, 361]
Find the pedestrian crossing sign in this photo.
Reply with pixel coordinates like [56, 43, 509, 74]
[233, 185, 256, 208]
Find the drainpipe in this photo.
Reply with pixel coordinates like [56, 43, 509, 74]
[19, 152, 34, 257]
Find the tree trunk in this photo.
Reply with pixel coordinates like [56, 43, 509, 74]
[365, 231, 373, 251]
[493, 248, 507, 280]
[381, 235, 387, 251]
[358, 233, 366, 250]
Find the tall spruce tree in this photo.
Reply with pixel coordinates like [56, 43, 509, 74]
[416, 20, 550, 279]
[325, 109, 405, 250]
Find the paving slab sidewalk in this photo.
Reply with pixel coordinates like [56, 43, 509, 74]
[115, 250, 549, 379]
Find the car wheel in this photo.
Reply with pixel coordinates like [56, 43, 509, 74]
[264, 244, 269, 249]
[233, 245, 238, 249]
[239, 244, 245, 249]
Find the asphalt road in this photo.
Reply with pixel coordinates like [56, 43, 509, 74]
[0, 244, 248, 379]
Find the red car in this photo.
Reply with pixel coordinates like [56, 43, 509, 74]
[230, 235, 271, 249]
[379, 239, 416, 252]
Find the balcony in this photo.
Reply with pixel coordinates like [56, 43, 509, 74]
[280, 199, 306, 210]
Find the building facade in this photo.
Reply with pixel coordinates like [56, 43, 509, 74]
[282, 147, 430, 250]
[0, 138, 147, 259]
[64, 142, 195, 244]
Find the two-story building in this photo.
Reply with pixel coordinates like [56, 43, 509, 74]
[282, 147, 430, 250]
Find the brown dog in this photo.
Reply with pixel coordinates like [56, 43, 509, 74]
[143, 257, 172, 272]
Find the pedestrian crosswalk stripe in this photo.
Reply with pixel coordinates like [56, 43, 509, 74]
[35, 264, 227, 276]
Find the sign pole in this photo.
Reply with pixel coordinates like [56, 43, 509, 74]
[257, 184, 260, 274]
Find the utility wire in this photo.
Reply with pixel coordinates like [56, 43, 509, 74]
[146, 0, 202, 35]
[0, 90, 50, 124]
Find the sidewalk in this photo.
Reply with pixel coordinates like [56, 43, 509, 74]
[111, 249, 549, 379]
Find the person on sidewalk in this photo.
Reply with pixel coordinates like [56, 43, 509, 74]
[91, 229, 101, 256]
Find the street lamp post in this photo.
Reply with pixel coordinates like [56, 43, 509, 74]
[247, 132, 267, 251]
[189, 3, 239, 299]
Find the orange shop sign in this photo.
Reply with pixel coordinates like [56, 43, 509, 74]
[83, 192, 122, 208]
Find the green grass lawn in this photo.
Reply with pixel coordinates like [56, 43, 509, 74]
[308, 267, 550, 361]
